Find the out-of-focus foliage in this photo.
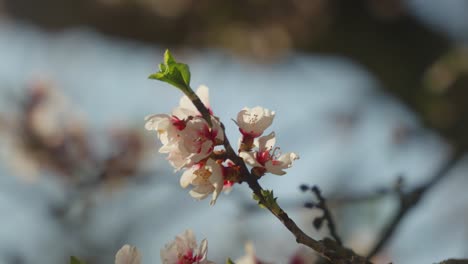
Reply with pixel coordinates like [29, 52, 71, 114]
[5, 0, 467, 154]
[422, 48, 468, 149]
[0, 80, 153, 263]
[0, 80, 147, 186]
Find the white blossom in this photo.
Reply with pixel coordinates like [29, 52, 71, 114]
[144, 114, 182, 147]
[236, 106, 275, 138]
[235, 242, 261, 264]
[179, 117, 223, 167]
[180, 159, 224, 205]
[160, 230, 215, 264]
[239, 132, 299, 175]
[173, 85, 211, 119]
[115, 244, 141, 264]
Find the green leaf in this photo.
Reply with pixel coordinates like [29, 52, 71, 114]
[70, 256, 86, 264]
[149, 49, 192, 94]
[226, 258, 236, 264]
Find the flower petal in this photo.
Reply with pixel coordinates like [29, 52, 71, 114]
[115, 245, 141, 264]
[195, 85, 210, 109]
[239, 151, 262, 167]
[278, 152, 300, 165]
[177, 85, 211, 118]
[189, 184, 214, 200]
[264, 160, 286, 175]
[180, 167, 197, 188]
[144, 114, 171, 131]
[236, 106, 275, 137]
[258, 131, 275, 150]
[207, 160, 223, 205]
[197, 239, 209, 261]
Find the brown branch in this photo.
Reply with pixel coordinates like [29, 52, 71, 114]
[437, 259, 468, 264]
[367, 149, 464, 258]
[310, 185, 343, 246]
[191, 96, 212, 127]
[188, 89, 371, 264]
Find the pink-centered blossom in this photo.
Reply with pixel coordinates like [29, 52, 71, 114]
[144, 114, 182, 147]
[236, 106, 275, 138]
[145, 86, 223, 170]
[160, 230, 215, 264]
[180, 159, 224, 205]
[239, 132, 299, 175]
[180, 117, 223, 167]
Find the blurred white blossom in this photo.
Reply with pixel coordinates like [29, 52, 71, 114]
[160, 230, 215, 264]
[115, 245, 141, 264]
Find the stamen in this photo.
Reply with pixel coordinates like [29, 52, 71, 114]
[271, 147, 282, 160]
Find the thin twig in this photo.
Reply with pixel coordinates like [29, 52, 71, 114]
[310, 185, 343, 246]
[367, 149, 464, 258]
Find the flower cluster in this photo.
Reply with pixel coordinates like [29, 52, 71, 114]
[145, 86, 223, 171]
[115, 230, 214, 264]
[237, 107, 299, 177]
[114, 232, 314, 264]
[145, 86, 227, 205]
[145, 86, 298, 204]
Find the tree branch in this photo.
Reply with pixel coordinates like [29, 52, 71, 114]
[189, 90, 371, 264]
[310, 185, 343, 246]
[367, 149, 464, 258]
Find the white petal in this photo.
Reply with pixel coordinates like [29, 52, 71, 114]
[264, 152, 299, 175]
[158, 141, 176, 153]
[254, 107, 275, 131]
[167, 149, 189, 171]
[235, 242, 257, 264]
[189, 184, 214, 200]
[210, 184, 223, 206]
[239, 151, 262, 167]
[236, 109, 249, 125]
[264, 160, 286, 175]
[177, 85, 211, 117]
[236, 106, 275, 137]
[207, 160, 224, 205]
[278, 152, 300, 165]
[178, 94, 197, 115]
[144, 114, 171, 131]
[115, 245, 141, 264]
[195, 85, 210, 109]
[181, 229, 197, 249]
[180, 167, 197, 188]
[197, 239, 209, 261]
[258, 131, 276, 150]
[199, 140, 214, 156]
[172, 106, 195, 119]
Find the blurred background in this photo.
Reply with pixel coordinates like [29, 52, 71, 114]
[0, 0, 467, 263]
